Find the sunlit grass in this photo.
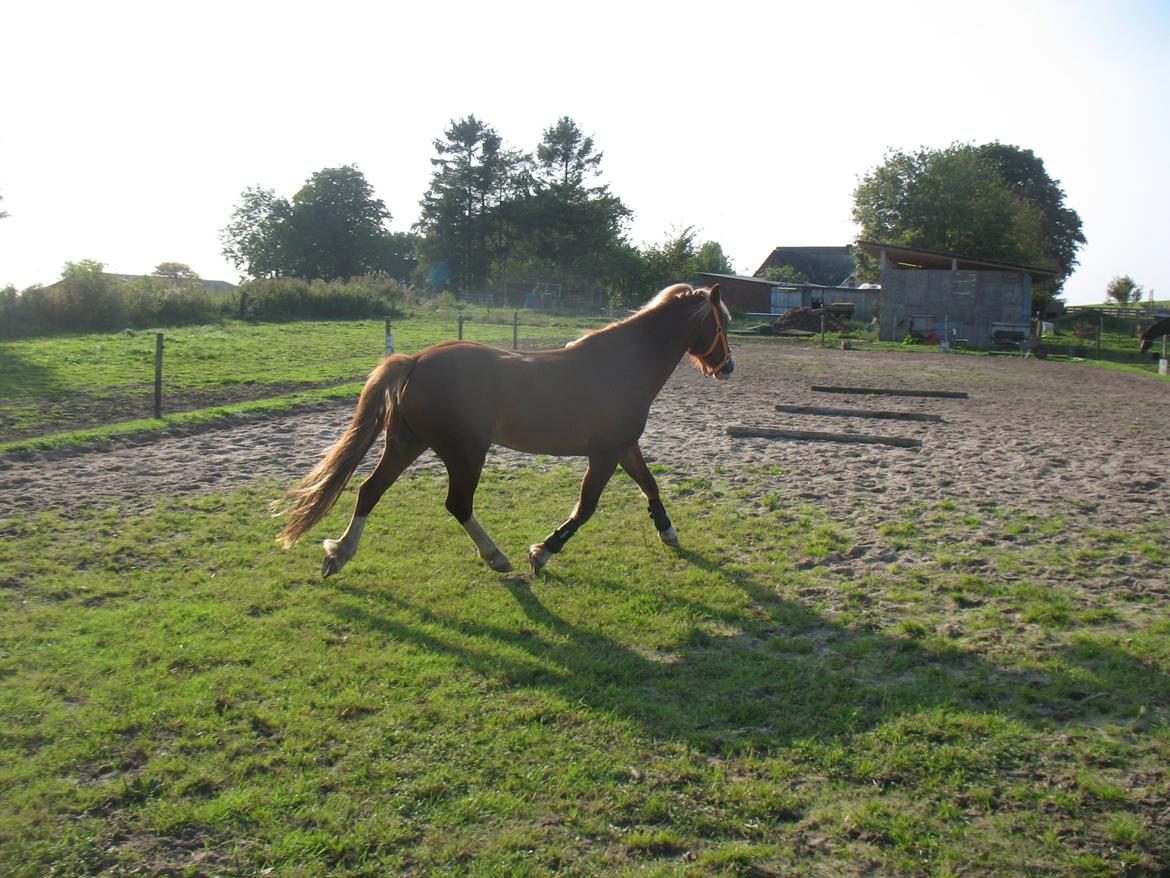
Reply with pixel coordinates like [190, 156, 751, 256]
[1, 467, 1167, 875]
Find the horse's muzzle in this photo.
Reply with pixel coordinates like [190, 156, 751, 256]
[715, 356, 734, 379]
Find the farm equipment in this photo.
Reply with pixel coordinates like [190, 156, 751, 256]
[990, 321, 1053, 357]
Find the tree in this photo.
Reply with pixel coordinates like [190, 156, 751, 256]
[634, 227, 737, 298]
[282, 166, 393, 280]
[851, 142, 1083, 304]
[373, 231, 421, 285]
[693, 241, 733, 275]
[220, 186, 291, 279]
[520, 117, 632, 288]
[854, 144, 1047, 266]
[153, 262, 200, 279]
[416, 116, 524, 290]
[975, 143, 1086, 287]
[759, 265, 809, 284]
[55, 260, 127, 329]
[640, 226, 700, 294]
[535, 117, 603, 191]
[221, 166, 410, 281]
[1105, 275, 1143, 307]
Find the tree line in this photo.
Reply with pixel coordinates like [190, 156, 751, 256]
[221, 127, 1096, 311]
[219, 116, 732, 304]
[6, 125, 1128, 336]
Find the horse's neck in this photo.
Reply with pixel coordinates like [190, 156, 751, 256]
[614, 299, 700, 395]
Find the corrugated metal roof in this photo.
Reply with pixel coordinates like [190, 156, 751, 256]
[857, 241, 1056, 282]
[754, 246, 856, 286]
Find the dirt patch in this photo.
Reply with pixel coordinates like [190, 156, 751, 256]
[2, 340, 1168, 541]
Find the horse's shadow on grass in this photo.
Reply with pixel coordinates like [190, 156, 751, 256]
[331, 545, 1168, 751]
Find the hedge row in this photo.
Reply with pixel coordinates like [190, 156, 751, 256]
[0, 273, 408, 337]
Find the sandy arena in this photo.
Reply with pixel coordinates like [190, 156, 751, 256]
[2, 339, 1168, 544]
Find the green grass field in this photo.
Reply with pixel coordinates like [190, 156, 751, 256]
[2, 467, 1167, 876]
[0, 308, 600, 443]
[4, 305, 1165, 450]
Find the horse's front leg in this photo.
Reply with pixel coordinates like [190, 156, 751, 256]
[529, 452, 618, 574]
[618, 443, 679, 548]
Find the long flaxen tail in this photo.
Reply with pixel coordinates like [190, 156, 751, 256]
[273, 354, 415, 548]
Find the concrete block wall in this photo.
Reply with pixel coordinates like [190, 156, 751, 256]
[878, 269, 1032, 348]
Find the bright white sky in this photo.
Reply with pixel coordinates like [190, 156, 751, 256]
[1, 0, 1167, 305]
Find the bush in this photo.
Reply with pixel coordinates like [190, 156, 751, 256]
[240, 275, 407, 320]
[0, 271, 408, 337]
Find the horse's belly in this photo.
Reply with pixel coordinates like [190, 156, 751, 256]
[492, 399, 645, 457]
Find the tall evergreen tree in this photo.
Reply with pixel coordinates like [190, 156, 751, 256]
[416, 116, 526, 290]
[521, 117, 631, 288]
[535, 117, 603, 192]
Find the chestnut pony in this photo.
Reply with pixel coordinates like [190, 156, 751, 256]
[274, 283, 733, 576]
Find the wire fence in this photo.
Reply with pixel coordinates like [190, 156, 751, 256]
[0, 311, 591, 443]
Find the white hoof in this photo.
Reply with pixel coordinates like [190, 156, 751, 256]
[484, 549, 514, 573]
[659, 526, 680, 548]
[321, 538, 351, 579]
[528, 544, 552, 575]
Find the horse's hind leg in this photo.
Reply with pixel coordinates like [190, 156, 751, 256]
[619, 443, 680, 548]
[529, 452, 619, 574]
[322, 425, 425, 578]
[439, 445, 513, 573]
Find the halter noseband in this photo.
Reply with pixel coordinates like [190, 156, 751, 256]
[694, 299, 732, 376]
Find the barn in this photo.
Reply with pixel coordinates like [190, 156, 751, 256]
[698, 272, 879, 323]
[858, 241, 1056, 349]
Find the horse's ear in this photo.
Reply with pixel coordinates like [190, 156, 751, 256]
[709, 283, 721, 306]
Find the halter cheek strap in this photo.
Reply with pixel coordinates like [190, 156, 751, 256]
[694, 302, 732, 375]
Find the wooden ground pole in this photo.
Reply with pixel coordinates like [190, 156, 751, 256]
[726, 425, 922, 448]
[776, 404, 942, 422]
[811, 385, 968, 399]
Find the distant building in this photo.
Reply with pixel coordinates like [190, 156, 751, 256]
[699, 271, 878, 323]
[857, 241, 1055, 348]
[42, 273, 238, 294]
[109, 274, 238, 293]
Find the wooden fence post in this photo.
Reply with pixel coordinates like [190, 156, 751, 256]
[153, 332, 164, 419]
[513, 311, 518, 350]
[384, 318, 394, 356]
[458, 314, 463, 340]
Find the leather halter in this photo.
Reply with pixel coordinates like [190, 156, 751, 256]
[693, 300, 732, 375]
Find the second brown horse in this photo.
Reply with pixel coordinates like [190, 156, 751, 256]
[275, 283, 734, 576]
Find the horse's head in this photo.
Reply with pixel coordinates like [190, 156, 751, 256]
[689, 284, 735, 379]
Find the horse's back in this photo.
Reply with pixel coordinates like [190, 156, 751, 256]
[400, 341, 645, 456]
